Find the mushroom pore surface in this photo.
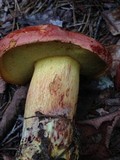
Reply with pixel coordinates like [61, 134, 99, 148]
[0, 41, 106, 84]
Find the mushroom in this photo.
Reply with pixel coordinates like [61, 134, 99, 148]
[0, 24, 111, 160]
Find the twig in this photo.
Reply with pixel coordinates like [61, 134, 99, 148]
[14, 0, 21, 13]
[66, 22, 86, 29]
[12, 17, 16, 31]
[31, 0, 48, 15]
[23, 0, 40, 14]
[81, 8, 91, 33]
[94, 15, 102, 39]
[1, 134, 19, 146]
[55, 0, 69, 8]
[78, 14, 87, 32]
[70, 1, 76, 26]
[1, 122, 23, 145]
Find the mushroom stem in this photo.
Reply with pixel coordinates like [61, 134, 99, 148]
[16, 56, 80, 160]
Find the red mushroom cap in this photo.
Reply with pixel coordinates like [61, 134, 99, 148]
[0, 24, 112, 84]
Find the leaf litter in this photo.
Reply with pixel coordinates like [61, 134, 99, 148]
[0, 0, 120, 160]
[102, 6, 120, 36]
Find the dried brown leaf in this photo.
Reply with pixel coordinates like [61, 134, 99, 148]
[0, 86, 28, 141]
[0, 77, 6, 94]
[107, 45, 120, 89]
[2, 154, 15, 160]
[117, 39, 120, 45]
[77, 110, 120, 159]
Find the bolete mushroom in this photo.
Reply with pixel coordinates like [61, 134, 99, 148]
[0, 24, 111, 160]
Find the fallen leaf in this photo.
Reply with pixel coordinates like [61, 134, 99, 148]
[2, 154, 15, 160]
[0, 86, 28, 141]
[107, 45, 120, 90]
[96, 108, 109, 116]
[117, 39, 120, 45]
[77, 110, 120, 159]
[0, 77, 6, 94]
[0, 0, 3, 8]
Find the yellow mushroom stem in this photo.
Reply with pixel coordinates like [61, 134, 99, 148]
[16, 56, 80, 160]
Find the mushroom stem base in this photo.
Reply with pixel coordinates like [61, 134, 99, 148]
[16, 115, 79, 159]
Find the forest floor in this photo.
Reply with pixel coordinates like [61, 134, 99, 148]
[0, 0, 120, 160]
